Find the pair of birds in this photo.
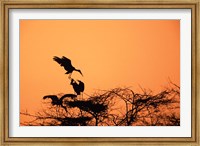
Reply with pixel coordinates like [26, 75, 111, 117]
[53, 56, 85, 95]
[43, 56, 84, 105]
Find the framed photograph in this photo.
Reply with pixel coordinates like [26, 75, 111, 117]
[1, 0, 199, 145]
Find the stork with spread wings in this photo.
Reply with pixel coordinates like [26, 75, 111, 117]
[53, 56, 83, 78]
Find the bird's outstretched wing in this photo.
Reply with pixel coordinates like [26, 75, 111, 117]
[53, 56, 73, 71]
[43, 95, 58, 101]
[62, 56, 71, 64]
[60, 94, 77, 101]
[53, 56, 63, 65]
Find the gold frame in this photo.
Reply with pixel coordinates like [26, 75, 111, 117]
[0, 0, 199, 145]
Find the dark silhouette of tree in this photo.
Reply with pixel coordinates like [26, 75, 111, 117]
[20, 56, 180, 126]
[20, 84, 179, 126]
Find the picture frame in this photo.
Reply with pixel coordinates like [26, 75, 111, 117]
[0, 0, 199, 145]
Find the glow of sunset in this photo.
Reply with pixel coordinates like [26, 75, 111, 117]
[20, 20, 180, 115]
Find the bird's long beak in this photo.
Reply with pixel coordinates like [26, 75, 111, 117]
[80, 71, 83, 76]
[77, 70, 83, 76]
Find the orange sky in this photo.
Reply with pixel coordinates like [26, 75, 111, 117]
[20, 20, 180, 115]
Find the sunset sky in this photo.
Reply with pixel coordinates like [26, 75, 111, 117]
[20, 20, 180, 116]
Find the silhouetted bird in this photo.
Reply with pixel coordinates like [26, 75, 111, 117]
[70, 79, 85, 95]
[43, 94, 77, 106]
[53, 56, 83, 78]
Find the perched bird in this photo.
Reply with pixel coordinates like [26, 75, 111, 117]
[70, 79, 85, 95]
[43, 94, 77, 106]
[53, 56, 83, 78]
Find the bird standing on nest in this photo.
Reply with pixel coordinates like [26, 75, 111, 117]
[53, 56, 83, 79]
[70, 79, 85, 96]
